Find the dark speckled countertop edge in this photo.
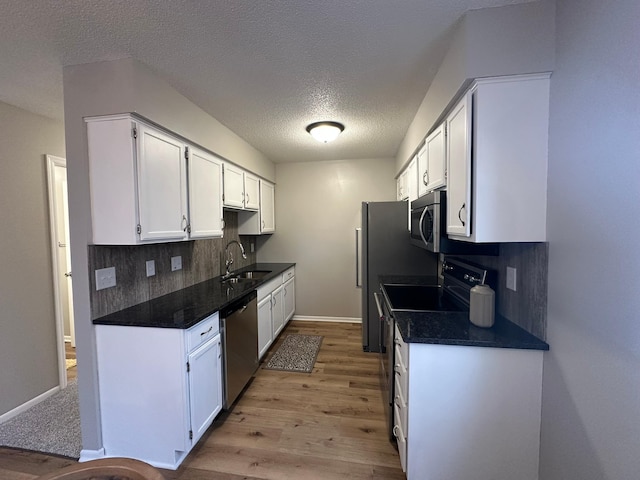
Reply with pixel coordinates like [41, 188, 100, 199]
[92, 263, 295, 330]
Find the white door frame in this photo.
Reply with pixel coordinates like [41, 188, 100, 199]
[46, 154, 73, 388]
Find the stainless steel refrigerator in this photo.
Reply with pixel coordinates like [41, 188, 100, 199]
[358, 201, 437, 352]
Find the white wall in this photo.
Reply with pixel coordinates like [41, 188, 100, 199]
[395, 0, 555, 172]
[257, 158, 396, 319]
[0, 101, 65, 416]
[539, 0, 640, 478]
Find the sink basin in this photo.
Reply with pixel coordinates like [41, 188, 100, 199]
[221, 277, 242, 284]
[236, 270, 271, 280]
[220, 270, 272, 284]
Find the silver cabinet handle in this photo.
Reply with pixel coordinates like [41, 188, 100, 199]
[200, 325, 213, 336]
[181, 215, 188, 232]
[262, 220, 265, 230]
[393, 425, 401, 438]
[221, 218, 225, 229]
[246, 193, 250, 204]
[458, 203, 466, 226]
[272, 296, 277, 306]
[423, 170, 429, 186]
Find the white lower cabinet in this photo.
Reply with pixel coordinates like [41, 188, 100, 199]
[271, 285, 284, 338]
[257, 295, 273, 359]
[283, 277, 295, 324]
[394, 325, 544, 480]
[95, 313, 222, 470]
[256, 267, 296, 359]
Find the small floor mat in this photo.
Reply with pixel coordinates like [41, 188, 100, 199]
[264, 334, 323, 373]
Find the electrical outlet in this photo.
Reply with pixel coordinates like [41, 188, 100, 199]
[171, 255, 182, 271]
[95, 267, 116, 290]
[506, 266, 517, 291]
[146, 260, 155, 277]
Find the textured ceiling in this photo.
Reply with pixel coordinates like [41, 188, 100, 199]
[0, 0, 532, 163]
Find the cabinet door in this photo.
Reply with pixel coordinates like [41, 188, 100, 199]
[272, 286, 284, 338]
[397, 169, 408, 200]
[188, 146, 223, 238]
[260, 180, 275, 233]
[136, 123, 188, 241]
[257, 295, 273, 359]
[446, 93, 472, 237]
[187, 334, 222, 444]
[407, 156, 418, 202]
[283, 278, 295, 324]
[425, 124, 446, 192]
[417, 144, 429, 197]
[223, 163, 245, 209]
[244, 172, 260, 210]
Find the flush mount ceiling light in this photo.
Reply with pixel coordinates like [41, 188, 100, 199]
[306, 121, 345, 143]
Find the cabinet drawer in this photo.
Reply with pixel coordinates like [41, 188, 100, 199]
[186, 313, 219, 353]
[394, 348, 408, 406]
[393, 404, 407, 473]
[394, 376, 408, 436]
[394, 324, 409, 368]
[257, 276, 281, 300]
[282, 267, 295, 283]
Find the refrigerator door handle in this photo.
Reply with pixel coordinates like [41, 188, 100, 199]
[355, 228, 362, 287]
[373, 292, 384, 320]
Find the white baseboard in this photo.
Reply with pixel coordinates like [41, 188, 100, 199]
[79, 448, 105, 463]
[0, 385, 61, 424]
[292, 315, 361, 324]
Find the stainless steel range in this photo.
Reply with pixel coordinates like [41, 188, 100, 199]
[377, 257, 497, 439]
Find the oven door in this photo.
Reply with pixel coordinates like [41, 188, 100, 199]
[374, 291, 395, 441]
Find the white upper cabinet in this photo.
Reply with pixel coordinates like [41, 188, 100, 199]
[244, 172, 260, 210]
[187, 146, 224, 239]
[238, 179, 276, 235]
[87, 116, 188, 244]
[222, 163, 245, 209]
[86, 115, 226, 244]
[260, 180, 275, 234]
[446, 73, 550, 243]
[407, 156, 418, 202]
[418, 124, 446, 197]
[397, 169, 408, 200]
[136, 124, 188, 241]
[223, 163, 259, 211]
[445, 93, 472, 237]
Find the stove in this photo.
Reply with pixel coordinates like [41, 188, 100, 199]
[378, 257, 496, 440]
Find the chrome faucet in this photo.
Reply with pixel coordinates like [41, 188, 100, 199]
[223, 240, 247, 278]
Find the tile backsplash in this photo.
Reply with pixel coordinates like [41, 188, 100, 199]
[89, 210, 257, 319]
[453, 242, 548, 340]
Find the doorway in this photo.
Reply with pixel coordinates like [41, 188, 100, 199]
[46, 155, 76, 387]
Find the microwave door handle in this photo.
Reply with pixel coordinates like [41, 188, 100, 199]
[418, 206, 430, 245]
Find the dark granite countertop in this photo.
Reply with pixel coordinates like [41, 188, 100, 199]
[93, 263, 295, 329]
[380, 277, 549, 351]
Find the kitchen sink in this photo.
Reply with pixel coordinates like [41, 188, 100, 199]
[382, 284, 465, 312]
[221, 270, 272, 284]
[236, 270, 271, 279]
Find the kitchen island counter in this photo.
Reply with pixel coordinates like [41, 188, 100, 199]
[92, 263, 295, 329]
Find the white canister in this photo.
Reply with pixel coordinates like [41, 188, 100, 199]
[470, 284, 495, 328]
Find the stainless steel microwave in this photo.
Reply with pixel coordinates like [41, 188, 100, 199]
[410, 191, 442, 252]
[410, 191, 498, 255]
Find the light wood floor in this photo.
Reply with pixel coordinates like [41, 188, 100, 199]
[0, 321, 404, 480]
[65, 342, 77, 382]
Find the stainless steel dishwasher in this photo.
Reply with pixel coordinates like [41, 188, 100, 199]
[220, 290, 258, 409]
